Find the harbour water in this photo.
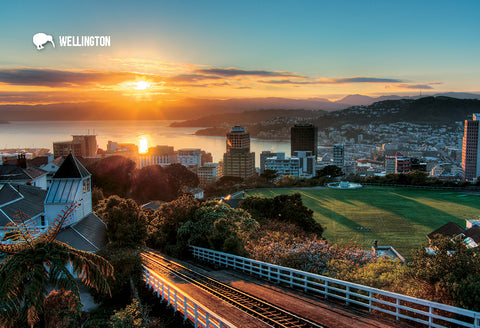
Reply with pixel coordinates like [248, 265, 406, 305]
[0, 120, 291, 163]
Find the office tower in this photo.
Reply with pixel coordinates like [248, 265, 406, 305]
[333, 143, 344, 171]
[291, 124, 318, 158]
[462, 114, 480, 181]
[223, 126, 255, 179]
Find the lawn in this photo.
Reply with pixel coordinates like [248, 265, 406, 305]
[244, 186, 480, 259]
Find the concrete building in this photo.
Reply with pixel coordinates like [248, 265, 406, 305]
[395, 155, 411, 174]
[333, 143, 345, 172]
[260, 151, 277, 174]
[385, 155, 396, 174]
[265, 153, 300, 177]
[197, 163, 220, 185]
[177, 148, 202, 169]
[291, 124, 318, 158]
[462, 114, 480, 181]
[293, 151, 316, 177]
[53, 135, 98, 158]
[223, 127, 255, 179]
[226, 126, 251, 152]
[137, 145, 176, 168]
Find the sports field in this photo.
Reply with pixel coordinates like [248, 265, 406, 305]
[245, 186, 480, 259]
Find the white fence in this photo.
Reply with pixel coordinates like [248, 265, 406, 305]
[192, 246, 480, 328]
[143, 266, 236, 328]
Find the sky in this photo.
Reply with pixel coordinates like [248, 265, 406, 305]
[1, 0, 479, 106]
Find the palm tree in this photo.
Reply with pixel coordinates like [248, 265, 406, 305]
[0, 203, 114, 328]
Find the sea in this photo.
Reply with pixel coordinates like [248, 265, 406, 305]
[0, 120, 291, 163]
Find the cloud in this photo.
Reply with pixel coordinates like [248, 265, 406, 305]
[0, 68, 159, 87]
[259, 79, 319, 85]
[167, 74, 222, 83]
[195, 67, 304, 78]
[333, 77, 403, 83]
[396, 83, 435, 90]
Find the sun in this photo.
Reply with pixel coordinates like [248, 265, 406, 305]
[139, 136, 149, 154]
[133, 81, 150, 90]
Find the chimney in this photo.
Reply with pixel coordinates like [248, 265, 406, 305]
[17, 153, 27, 169]
[2, 156, 7, 165]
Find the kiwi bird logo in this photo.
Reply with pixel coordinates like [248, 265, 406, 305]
[33, 33, 55, 50]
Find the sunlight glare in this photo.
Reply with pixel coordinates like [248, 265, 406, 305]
[134, 81, 150, 90]
[139, 136, 149, 153]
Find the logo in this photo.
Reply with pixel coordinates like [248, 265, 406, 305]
[32, 33, 111, 51]
[33, 33, 55, 50]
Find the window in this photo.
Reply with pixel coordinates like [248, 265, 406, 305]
[83, 178, 91, 193]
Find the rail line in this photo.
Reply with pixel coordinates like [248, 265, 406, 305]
[142, 251, 324, 328]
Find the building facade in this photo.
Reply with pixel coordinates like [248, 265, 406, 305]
[462, 114, 480, 181]
[333, 143, 344, 172]
[291, 124, 318, 158]
[223, 126, 255, 179]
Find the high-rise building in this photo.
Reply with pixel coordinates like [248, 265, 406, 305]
[223, 126, 255, 179]
[462, 114, 480, 181]
[291, 124, 318, 159]
[226, 126, 251, 152]
[53, 135, 97, 158]
[333, 143, 344, 171]
[260, 151, 277, 174]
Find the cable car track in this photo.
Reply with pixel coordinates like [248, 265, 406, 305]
[142, 251, 324, 328]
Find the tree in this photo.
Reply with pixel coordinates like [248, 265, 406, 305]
[43, 289, 82, 328]
[88, 156, 136, 198]
[95, 196, 148, 248]
[260, 169, 279, 183]
[109, 298, 145, 328]
[316, 165, 343, 178]
[408, 235, 480, 309]
[240, 193, 323, 236]
[0, 206, 113, 328]
[145, 194, 199, 251]
[176, 201, 258, 257]
[163, 163, 200, 192]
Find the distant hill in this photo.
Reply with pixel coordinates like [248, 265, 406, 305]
[173, 97, 480, 133]
[313, 96, 480, 129]
[1, 92, 479, 121]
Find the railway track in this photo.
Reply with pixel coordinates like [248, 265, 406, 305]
[142, 251, 324, 328]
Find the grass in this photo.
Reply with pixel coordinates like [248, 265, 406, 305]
[245, 186, 480, 259]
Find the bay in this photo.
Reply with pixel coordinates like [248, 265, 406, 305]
[0, 120, 291, 163]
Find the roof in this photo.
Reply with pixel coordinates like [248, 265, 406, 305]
[220, 198, 241, 209]
[427, 221, 465, 240]
[0, 164, 47, 181]
[0, 184, 47, 226]
[464, 225, 480, 244]
[56, 213, 107, 252]
[45, 179, 80, 204]
[28, 156, 49, 167]
[141, 201, 166, 211]
[53, 154, 90, 179]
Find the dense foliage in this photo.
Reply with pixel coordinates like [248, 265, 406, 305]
[95, 196, 148, 248]
[239, 193, 323, 236]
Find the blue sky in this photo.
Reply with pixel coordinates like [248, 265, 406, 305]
[0, 0, 479, 102]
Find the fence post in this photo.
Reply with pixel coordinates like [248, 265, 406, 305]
[161, 281, 165, 301]
[346, 286, 350, 305]
[368, 291, 372, 312]
[267, 266, 271, 281]
[289, 270, 293, 287]
[174, 289, 178, 312]
[206, 312, 210, 327]
[325, 281, 329, 299]
[396, 298, 400, 320]
[184, 296, 188, 322]
[194, 303, 199, 327]
[428, 306, 433, 327]
[304, 276, 308, 292]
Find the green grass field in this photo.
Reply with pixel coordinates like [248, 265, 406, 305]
[245, 187, 480, 259]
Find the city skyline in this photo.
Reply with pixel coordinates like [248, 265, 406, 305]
[1, 1, 479, 111]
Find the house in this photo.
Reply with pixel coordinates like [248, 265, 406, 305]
[45, 153, 107, 252]
[0, 154, 47, 190]
[0, 183, 48, 239]
[427, 220, 480, 248]
[0, 153, 107, 252]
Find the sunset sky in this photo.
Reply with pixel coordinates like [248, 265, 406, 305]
[1, 0, 479, 106]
